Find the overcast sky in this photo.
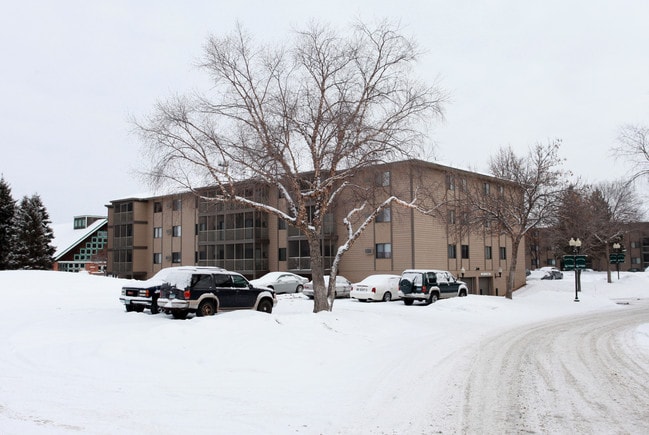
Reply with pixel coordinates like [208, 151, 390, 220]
[2, 1, 648, 224]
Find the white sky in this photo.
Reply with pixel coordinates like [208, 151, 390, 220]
[0, 269, 648, 432]
[2, 1, 648, 224]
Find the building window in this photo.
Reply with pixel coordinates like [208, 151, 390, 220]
[173, 199, 182, 211]
[485, 246, 492, 260]
[153, 253, 162, 264]
[278, 219, 287, 230]
[547, 258, 556, 266]
[73, 217, 86, 229]
[448, 210, 456, 224]
[499, 247, 507, 260]
[448, 244, 457, 259]
[376, 243, 392, 259]
[172, 226, 182, 237]
[153, 202, 162, 213]
[632, 257, 641, 264]
[483, 182, 491, 195]
[461, 244, 469, 259]
[172, 252, 181, 263]
[498, 185, 505, 196]
[376, 171, 390, 187]
[278, 248, 287, 261]
[376, 207, 391, 223]
[631, 241, 639, 248]
[459, 178, 467, 192]
[153, 227, 162, 238]
[446, 174, 455, 191]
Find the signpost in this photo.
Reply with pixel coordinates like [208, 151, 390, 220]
[609, 252, 625, 279]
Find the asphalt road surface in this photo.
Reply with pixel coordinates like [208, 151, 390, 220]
[459, 300, 649, 434]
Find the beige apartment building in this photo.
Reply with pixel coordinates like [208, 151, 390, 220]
[106, 160, 526, 295]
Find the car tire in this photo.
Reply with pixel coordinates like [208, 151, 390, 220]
[296, 285, 303, 293]
[125, 304, 134, 312]
[400, 279, 413, 294]
[382, 292, 392, 302]
[426, 293, 438, 305]
[171, 310, 188, 320]
[257, 299, 273, 313]
[459, 290, 467, 297]
[134, 305, 145, 312]
[197, 300, 216, 317]
[404, 299, 413, 306]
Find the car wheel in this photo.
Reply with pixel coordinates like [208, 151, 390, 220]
[404, 299, 413, 306]
[426, 293, 438, 305]
[134, 305, 145, 312]
[171, 310, 188, 320]
[125, 304, 134, 312]
[257, 299, 273, 313]
[197, 300, 216, 317]
[400, 279, 413, 294]
[382, 292, 392, 302]
[296, 285, 303, 293]
[459, 290, 467, 297]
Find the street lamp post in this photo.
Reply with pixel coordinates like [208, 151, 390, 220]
[569, 238, 582, 302]
[613, 242, 621, 279]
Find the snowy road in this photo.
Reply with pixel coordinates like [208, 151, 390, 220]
[458, 299, 649, 434]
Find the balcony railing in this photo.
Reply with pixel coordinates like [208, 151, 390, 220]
[197, 259, 268, 272]
[198, 228, 269, 243]
[287, 257, 333, 271]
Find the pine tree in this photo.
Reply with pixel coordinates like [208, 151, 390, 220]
[0, 176, 16, 269]
[10, 194, 55, 269]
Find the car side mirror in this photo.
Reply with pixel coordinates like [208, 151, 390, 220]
[249, 283, 253, 289]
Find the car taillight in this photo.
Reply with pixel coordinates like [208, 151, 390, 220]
[423, 285, 427, 293]
[184, 289, 190, 300]
[371, 287, 376, 293]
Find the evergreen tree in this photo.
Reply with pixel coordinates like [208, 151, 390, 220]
[10, 194, 55, 269]
[0, 176, 16, 269]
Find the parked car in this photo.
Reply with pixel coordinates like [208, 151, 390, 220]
[539, 267, 564, 280]
[156, 267, 277, 319]
[398, 269, 468, 305]
[249, 271, 308, 294]
[119, 266, 225, 314]
[351, 274, 401, 302]
[303, 275, 353, 299]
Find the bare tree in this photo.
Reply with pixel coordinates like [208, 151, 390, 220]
[467, 140, 569, 299]
[614, 124, 649, 184]
[584, 180, 642, 283]
[135, 20, 446, 312]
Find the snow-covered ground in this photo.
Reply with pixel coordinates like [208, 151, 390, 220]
[0, 269, 647, 434]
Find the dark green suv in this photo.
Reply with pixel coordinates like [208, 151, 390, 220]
[398, 269, 468, 305]
[155, 267, 277, 319]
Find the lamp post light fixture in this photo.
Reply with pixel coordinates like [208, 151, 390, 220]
[569, 238, 582, 302]
[460, 267, 465, 279]
[497, 267, 503, 278]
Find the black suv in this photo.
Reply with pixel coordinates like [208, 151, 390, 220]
[119, 267, 223, 314]
[156, 267, 277, 319]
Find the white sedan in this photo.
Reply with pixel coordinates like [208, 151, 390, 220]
[249, 272, 308, 294]
[303, 275, 352, 299]
[351, 274, 401, 302]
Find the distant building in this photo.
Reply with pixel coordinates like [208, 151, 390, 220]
[52, 215, 108, 274]
[106, 159, 527, 294]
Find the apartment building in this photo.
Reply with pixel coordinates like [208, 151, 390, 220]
[106, 160, 526, 295]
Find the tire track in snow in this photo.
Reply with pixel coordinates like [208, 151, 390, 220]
[459, 300, 649, 434]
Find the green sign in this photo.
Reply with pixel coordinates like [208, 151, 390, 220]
[609, 253, 625, 264]
[563, 255, 587, 270]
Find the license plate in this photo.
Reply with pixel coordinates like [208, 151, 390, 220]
[169, 293, 176, 299]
